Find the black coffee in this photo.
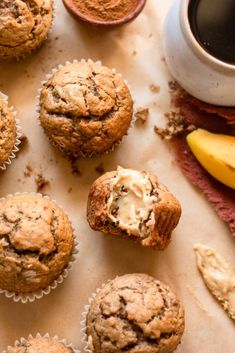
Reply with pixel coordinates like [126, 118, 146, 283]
[189, 0, 235, 64]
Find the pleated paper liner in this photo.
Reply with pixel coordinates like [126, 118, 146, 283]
[0, 192, 79, 303]
[0, 92, 21, 171]
[36, 59, 135, 158]
[80, 280, 110, 353]
[3, 333, 80, 353]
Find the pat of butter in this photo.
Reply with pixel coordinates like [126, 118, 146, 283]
[107, 167, 155, 237]
[194, 244, 235, 321]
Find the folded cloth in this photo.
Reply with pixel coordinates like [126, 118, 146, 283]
[160, 83, 235, 236]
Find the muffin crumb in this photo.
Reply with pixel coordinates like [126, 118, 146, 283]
[154, 109, 195, 140]
[135, 107, 149, 123]
[35, 173, 50, 193]
[95, 163, 105, 175]
[69, 157, 81, 176]
[18, 134, 28, 151]
[149, 84, 160, 93]
[24, 164, 33, 177]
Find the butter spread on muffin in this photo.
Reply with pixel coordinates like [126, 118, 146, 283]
[87, 167, 181, 250]
[39, 60, 133, 157]
[6, 336, 74, 353]
[107, 167, 156, 237]
[86, 273, 185, 353]
[0, 95, 17, 167]
[0, 193, 74, 294]
[0, 0, 53, 60]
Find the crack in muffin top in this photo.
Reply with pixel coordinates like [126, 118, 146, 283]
[86, 273, 185, 353]
[0, 0, 53, 59]
[0, 194, 74, 293]
[0, 95, 16, 166]
[39, 60, 133, 156]
[1, 197, 56, 256]
[41, 61, 128, 119]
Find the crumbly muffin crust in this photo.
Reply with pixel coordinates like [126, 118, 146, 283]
[7, 336, 74, 353]
[0, 0, 53, 60]
[86, 273, 185, 353]
[0, 95, 17, 166]
[0, 194, 74, 293]
[39, 60, 133, 157]
[87, 167, 181, 250]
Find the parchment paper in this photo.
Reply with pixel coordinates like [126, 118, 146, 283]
[0, 0, 234, 352]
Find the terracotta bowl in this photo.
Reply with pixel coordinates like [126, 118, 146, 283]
[62, 0, 147, 29]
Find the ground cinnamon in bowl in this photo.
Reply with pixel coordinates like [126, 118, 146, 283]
[63, 0, 147, 27]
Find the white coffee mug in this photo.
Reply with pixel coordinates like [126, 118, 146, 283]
[163, 0, 235, 106]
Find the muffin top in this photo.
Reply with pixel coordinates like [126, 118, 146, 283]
[0, 0, 53, 59]
[0, 95, 17, 166]
[40, 60, 133, 156]
[86, 273, 185, 353]
[7, 336, 74, 353]
[0, 194, 74, 293]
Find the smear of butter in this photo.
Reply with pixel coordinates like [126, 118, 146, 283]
[107, 167, 156, 237]
[194, 244, 235, 321]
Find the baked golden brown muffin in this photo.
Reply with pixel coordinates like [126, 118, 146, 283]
[0, 0, 53, 60]
[87, 167, 181, 250]
[39, 60, 133, 157]
[0, 95, 18, 168]
[6, 336, 74, 353]
[0, 193, 74, 294]
[86, 273, 185, 353]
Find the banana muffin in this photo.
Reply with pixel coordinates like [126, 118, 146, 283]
[6, 336, 74, 353]
[39, 60, 133, 157]
[0, 95, 18, 168]
[0, 0, 53, 60]
[0, 193, 74, 294]
[87, 167, 181, 250]
[85, 273, 185, 353]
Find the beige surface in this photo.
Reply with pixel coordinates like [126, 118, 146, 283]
[0, 0, 234, 352]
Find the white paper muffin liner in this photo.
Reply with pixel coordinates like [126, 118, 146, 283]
[80, 280, 111, 353]
[0, 192, 79, 304]
[0, 92, 21, 171]
[3, 332, 80, 353]
[36, 58, 135, 158]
